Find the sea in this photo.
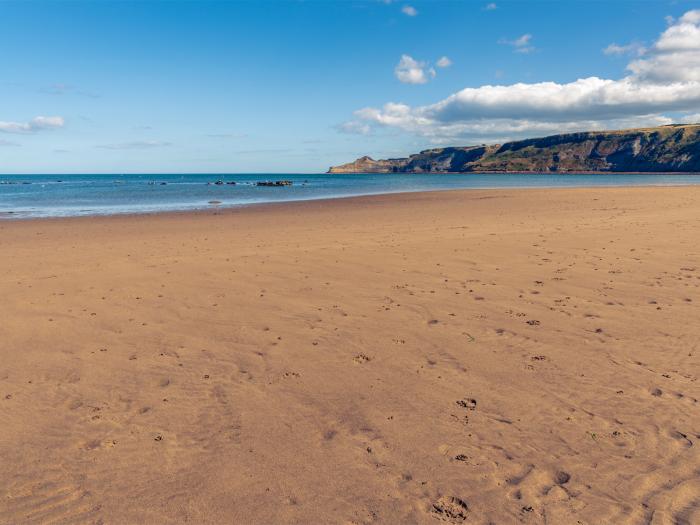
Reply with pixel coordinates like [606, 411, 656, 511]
[1, 172, 700, 219]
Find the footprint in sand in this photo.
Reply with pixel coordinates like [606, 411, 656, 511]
[67, 399, 83, 410]
[452, 398, 477, 425]
[554, 471, 571, 485]
[507, 465, 571, 508]
[456, 398, 477, 410]
[431, 496, 469, 522]
[83, 439, 117, 451]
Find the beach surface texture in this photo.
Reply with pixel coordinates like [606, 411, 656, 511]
[1, 186, 698, 524]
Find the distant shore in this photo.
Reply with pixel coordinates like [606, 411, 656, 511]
[327, 124, 700, 174]
[326, 170, 700, 174]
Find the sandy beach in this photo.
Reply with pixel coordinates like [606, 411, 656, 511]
[1, 186, 698, 524]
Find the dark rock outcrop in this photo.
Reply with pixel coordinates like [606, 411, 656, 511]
[256, 180, 293, 187]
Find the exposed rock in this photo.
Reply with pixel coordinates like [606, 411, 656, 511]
[256, 180, 293, 187]
[328, 124, 700, 173]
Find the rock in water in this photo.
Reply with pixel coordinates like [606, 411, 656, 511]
[256, 180, 293, 187]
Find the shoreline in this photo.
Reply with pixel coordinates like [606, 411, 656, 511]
[4, 179, 700, 222]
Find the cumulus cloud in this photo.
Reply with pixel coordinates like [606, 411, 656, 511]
[484, 3, 497, 11]
[420, 78, 700, 122]
[0, 116, 65, 134]
[401, 5, 417, 16]
[340, 10, 700, 142]
[627, 10, 700, 82]
[395, 55, 451, 84]
[436, 56, 452, 68]
[395, 55, 435, 84]
[97, 140, 172, 150]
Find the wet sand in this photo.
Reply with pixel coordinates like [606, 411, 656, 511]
[0, 186, 698, 524]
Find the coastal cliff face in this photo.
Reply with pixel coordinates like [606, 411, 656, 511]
[329, 124, 700, 173]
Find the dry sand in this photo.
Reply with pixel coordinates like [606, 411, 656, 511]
[0, 186, 699, 524]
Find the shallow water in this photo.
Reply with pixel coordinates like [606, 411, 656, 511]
[1, 172, 700, 219]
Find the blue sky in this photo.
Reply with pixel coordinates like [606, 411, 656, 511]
[1, 0, 700, 173]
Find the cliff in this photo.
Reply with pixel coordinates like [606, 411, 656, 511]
[328, 124, 700, 173]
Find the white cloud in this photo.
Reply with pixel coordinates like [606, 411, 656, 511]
[627, 10, 700, 82]
[341, 10, 700, 142]
[97, 140, 172, 150]
[401, 5, 417, 16]
[351, 81, 689, 136]
[604, 42, 646, 56]
[0, 116, 65, 134]
[484, 3, 497, 11]
[436, 56, 452, 68]
[395, 55, 450, 84]
[499, 33, 535, 54]
[395, 55, 435, 84]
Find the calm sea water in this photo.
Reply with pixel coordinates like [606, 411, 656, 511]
[1, 172, 700, 219]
